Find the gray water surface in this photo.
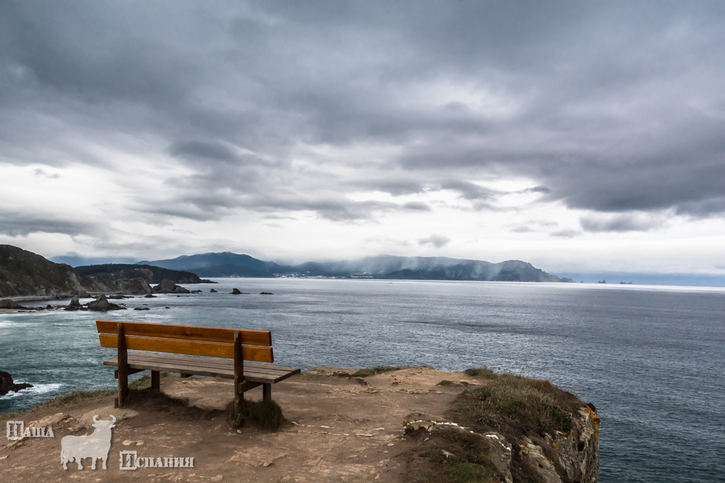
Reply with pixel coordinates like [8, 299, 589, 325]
[1, 279, 723, 482]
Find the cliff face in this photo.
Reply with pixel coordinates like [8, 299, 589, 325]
[0, 245, 153, 298]
[404, 408, 599, 483]
[74, 264, 206, 284]
[402, 369, 600, 482]
[0, 245, 106, 297]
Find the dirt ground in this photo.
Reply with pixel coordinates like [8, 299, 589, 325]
[0, 367, 484, 482]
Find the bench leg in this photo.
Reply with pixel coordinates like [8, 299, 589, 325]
[151, 371, 160, 392]
[116, 323, 129, 408]
[263, 383, 271, 402]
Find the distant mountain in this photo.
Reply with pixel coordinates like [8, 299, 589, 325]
[137, 252, 287, 278]
[75, 264, 213, 284]
[140, 252, 567, 282]
[292, 256, 563, 282]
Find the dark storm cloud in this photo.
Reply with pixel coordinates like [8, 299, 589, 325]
[439, 180, 500, 201]
[348, 179, 425, 196]
[0, 211, 95, 237]
[580, 213, 664, 233]
[402, 202, 431, 211]
[1, 1, 725, 223]
[168, 141, 239, 164]
[418, 234, 451, 248]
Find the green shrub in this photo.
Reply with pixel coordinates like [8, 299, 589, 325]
[447, 462, 497, 483]
[349, 366, 404, 378]
[460, 373, 578, 436]
[229, 399, 285, 431]
[464, 367, 497, 379]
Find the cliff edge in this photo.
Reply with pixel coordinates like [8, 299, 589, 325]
[0, 366, 598, 482]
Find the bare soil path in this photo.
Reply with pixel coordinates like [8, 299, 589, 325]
[1, 367, 482, 482]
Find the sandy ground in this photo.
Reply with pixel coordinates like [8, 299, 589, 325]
[0, 367, 484, 482]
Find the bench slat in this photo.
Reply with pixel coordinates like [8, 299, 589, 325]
[116, 352, 295, 376]
[96, 320, 271, 346]
[98, 333, 274, 363]
[103, 355, 299, 384]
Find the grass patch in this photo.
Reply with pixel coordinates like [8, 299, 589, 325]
[228, 399, 285, 431]
[128, 372, 177, 390]
[349, 366, 404, 378]
[464, 367, 497, 379]
[0, 388, 116, 420]
[455, 373, 581, 438]
[0, 372, 180, 421]
[447, 462, 498, 483]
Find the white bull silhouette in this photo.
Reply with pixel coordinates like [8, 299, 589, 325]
[60, 415, 116, 470]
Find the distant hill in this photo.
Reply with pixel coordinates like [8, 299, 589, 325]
[137, 252, 288, 278]
[140, 252, 567, 282]
[75, 264, 213, 284]
[380, 259, 562, 282]
[0, 245, 107, 298]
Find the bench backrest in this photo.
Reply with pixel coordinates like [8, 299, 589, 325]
[96, 320, 274, 363]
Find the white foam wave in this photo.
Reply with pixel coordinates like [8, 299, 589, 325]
[0, 383, 63, 399]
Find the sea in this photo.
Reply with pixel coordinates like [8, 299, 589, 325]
[1, 278, 723, 482]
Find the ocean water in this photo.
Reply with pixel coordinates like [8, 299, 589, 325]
[1, 279, 723, 482]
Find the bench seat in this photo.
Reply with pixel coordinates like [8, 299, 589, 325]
[103, 352, 300, 384]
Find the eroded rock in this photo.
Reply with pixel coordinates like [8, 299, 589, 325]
[0, 371, 34, 396]
[87, 294, 125, 311]
[154, 279, 190, 294]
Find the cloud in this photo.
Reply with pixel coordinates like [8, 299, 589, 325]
[0, 211, 96, 237]
[550, 229, 580, 238]
[349, 179, 426, 196]
[439, 180, 499, 201]
[402, 201, 431, 211]
[579, 213, 665, 233]
[2, 1, 725, 266]
[168, 141, 239, 164]
[418, 234, 451, 248]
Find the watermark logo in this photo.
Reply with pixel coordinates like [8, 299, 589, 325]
[60, 415, 116, 470]
[119, 451, 195, 470]
[6, 421, 55, 440]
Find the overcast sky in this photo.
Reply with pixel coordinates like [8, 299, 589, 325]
[1, 1, 724, 274]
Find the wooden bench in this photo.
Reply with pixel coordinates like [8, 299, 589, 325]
[96, 320, 300, 408]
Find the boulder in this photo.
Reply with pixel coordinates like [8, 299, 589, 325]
[65, 295, 82, 311]
[112, 278, 153, 295]
[0, 371, 34, 396]
[210, 288, 217, 293]
[87, 295, 125, 311]
[154, 279, 190, 294]
[231, 288, 248, 294]
[0, 298, 15, 309]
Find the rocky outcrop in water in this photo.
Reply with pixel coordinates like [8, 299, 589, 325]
[153, 279, 190, 294]
[87, 294, 125, 311]
[0, 298, 16, 309]
[0, 371, 34, 396]
[110, 278, 153, 295]
[65, 295, 82, 311]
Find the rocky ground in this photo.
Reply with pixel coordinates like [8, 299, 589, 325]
[0, 367, 599, 482]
